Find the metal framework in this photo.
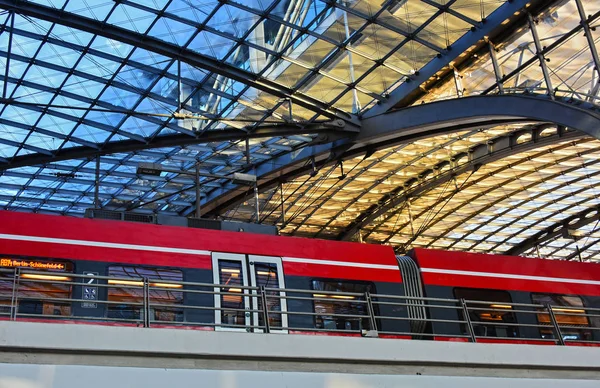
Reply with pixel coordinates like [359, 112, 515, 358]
[337, 126, 584, 241]
[202, 94, 600, 216]
[1, 0, 600, 261]
[507, 205, 600, 257]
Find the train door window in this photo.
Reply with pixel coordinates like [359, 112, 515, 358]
[0, 258, 72, 317]
[212, 253, 287, 332]
[531, 293, 592, 341]
[214, 255, 249, 330]
[311, 280, 377, 332]
[248, 255, 287, 331]
[453, 288, 518, 338]
[107, 266, 183, 323]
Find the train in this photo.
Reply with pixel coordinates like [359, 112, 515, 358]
[0, 210, 598, 345]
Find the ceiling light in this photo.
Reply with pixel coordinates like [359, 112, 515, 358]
[552, 307, 585, 313]
[21, 274, 71, 281]
[490, 304, 512, 309]
[151, 282, 183, 289]
[313, 294, 356, 300]
[108, 279, 143, 287]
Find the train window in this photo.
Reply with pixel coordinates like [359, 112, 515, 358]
[311, 280, 377, 332]
[531, 293, 592, 341]
[217, 260, 247, 327]
[253, 262, 283, 328]
[107, 266, 183, 323]
[0, 257, 72, 317]
[453, 288, 518, 338]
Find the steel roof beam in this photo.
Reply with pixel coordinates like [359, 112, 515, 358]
[0, 120, 349, 170]
[363, 0, 535, 117]
[507, 205, 600, 257]
[200, 93, 600, 216]
[337, 127, 583, 241]
[0, 0, 354, 123]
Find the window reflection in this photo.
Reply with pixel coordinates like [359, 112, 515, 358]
[254, 262, 282, 329]
[0, 257, 72, 317]
[454, 288, 518, 338]
[312, 280, 376, 332]
[107, 266, 183, 323]
[218, 260, 246, 327]
[532, 293, 592, 341]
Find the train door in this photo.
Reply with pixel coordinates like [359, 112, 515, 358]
[212, 253, 287, 332]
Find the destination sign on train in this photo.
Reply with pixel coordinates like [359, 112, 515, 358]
[0, 258, 66, 271]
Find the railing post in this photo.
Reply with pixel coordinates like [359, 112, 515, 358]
[260, 286, 270, 333]
[545, 303, 565, 345]
[365, 292, 378, 332]
[10, 268, 20, 321]
[143, 278, 150, 328]
[460, 298, 477, 343]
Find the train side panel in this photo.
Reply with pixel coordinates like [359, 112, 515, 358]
[410, 248, 600, 343]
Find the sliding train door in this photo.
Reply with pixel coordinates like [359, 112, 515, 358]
[212, 253, 287, 332]
[248, 255, 288, 333]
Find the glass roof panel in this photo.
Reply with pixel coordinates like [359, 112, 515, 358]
[2, 0, 599, 262]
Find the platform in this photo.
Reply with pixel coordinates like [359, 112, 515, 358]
[0, 321, 599, 387]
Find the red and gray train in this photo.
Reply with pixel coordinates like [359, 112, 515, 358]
[0, 210, 598, 344]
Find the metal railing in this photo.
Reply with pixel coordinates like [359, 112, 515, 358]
[1, 268, 599, 345]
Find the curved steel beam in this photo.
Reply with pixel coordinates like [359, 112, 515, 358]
[0, 121, 348, 171]
[507, 205, 600, 257]
[363, 0, 542, 117]
[201, 94, 600, 216]
[337, 127, 583, 241]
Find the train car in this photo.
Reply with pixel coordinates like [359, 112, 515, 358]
[0, 210, 598, 345]
[0, 210, 408, 335]
[406, 248, 600, 344]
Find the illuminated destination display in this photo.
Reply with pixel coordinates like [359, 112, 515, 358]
[0, 258, 66, 271]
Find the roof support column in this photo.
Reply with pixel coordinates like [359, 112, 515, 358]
[527, 13, 554, 99]
[2, 11, 13, 100]
[453, 67, 464, 97]
[575, 0, 600, 99]
[488, 41, 504, 94]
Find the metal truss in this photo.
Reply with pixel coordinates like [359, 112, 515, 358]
[424, 153, 600, 251]
[363, 0, 539, 117]
[0, 0, 352, 122]
[201, 94, 600, 216]
[507, 205, 600, 256]
[363, 138, 600, 248]
[337, 126, 583, 241]
[0, 120, 350, 170]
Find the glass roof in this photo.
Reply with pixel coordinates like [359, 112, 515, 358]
[1, 0, 600, 262]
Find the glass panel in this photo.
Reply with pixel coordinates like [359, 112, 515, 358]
[454, 288, 518, 338]
[311, 280, 375, 332]
[218, 260, 247, 327]
[107, 266, 183, 323]
[532, 293, 592, 341]
[254, 262, 282, 328]
[0, 257, 72, 317]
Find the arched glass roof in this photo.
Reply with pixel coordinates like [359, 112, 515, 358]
[0, 0, 599, 262]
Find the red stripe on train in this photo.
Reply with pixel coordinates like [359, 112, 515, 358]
[1, 236, 401, 281]
[0, 211, 397, 267]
